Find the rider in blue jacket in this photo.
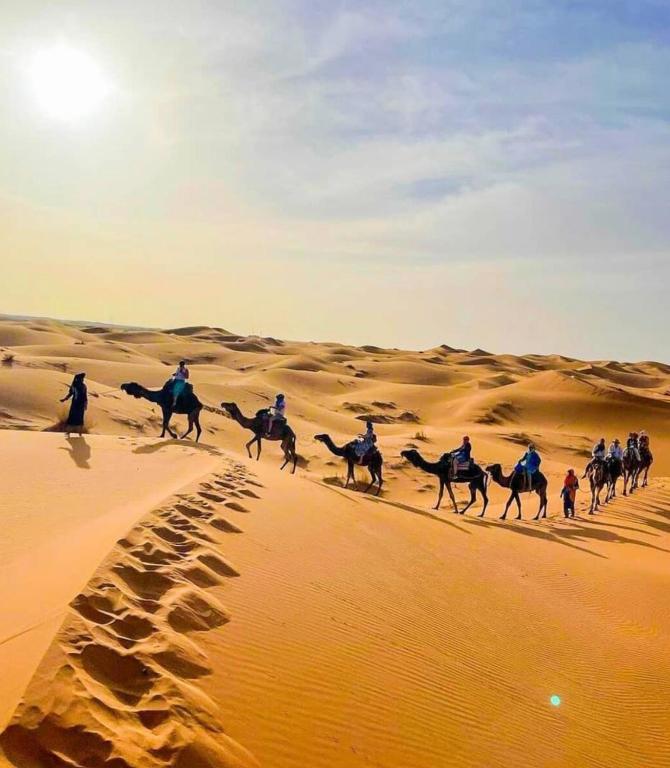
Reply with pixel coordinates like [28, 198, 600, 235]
[515, 443, 541, 491]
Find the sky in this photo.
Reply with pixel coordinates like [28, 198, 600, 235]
[0, 0, 668, 361]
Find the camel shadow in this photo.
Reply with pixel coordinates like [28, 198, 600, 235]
[132, 439, 222, 457]
[463, 516, 606, 558]
[365, 496, 472, 534]
[60, 436, 92, 469]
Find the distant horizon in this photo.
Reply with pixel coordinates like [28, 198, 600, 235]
[3, 311, 667, 367]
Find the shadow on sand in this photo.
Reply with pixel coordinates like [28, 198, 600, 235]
[131, 439, 222, 457]
[60, 436, 92, 469]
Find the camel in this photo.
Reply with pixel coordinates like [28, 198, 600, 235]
[485, 464, 548, 521]
[638, 449, 653, 489]
[315, 434, 383, 495]
[121, 381, 202, 441]
[604, 457, 622, 502]
[622, 448, 640, 496]
[584, 460, 609, 514]
[401, 449, 488, 514]
[221, 402, 297, 473]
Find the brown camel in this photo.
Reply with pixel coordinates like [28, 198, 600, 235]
[486, 464, 548, 520]
[221, 402, 297, 473]
[583, 459, 608, 514]
[315, 434, 383, 495]
[401, 449, 489, 514]
[121, 381, 202, 441]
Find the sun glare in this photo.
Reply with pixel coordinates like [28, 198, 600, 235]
[28, 45, 109, 122]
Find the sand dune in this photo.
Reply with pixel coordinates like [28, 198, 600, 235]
[0, 316, 669, 767]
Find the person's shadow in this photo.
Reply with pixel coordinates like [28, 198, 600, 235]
[61, 436, 92, 469]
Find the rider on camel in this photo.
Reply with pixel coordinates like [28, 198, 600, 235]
[171, 361, 189, 406]
[266, 393, 286, 437]
[607, 438, 623, 462]
[354, 420, 376, 463]
[583, 437, 606, 477]
[450, 435, 472, 478]
[639, 430, 650, 456]
[515, 443, 541, 492]
[626, 432, 641, 462]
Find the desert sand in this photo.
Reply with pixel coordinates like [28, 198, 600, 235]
[0, 315, 669, 767]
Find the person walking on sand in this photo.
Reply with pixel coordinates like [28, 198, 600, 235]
[171, 360, 189, 406]
[60, 372, 88, 437]
[561, 468, 579, 518]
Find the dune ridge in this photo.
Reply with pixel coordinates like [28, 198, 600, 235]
[1, 316, 669, 767]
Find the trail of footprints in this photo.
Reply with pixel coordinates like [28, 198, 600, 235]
[4, 460, 261, 768]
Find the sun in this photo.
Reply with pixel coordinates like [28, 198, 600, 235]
[28, 45, 110, 122]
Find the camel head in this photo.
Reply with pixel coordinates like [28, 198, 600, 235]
[485, 463, 501, 476]
[121, 382, 143, 399]
[401, 449, 421, 466]
[314, 434, 329, 443]
[220, 402, 237, 417]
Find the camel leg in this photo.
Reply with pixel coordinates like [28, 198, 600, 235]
[344, 461, 354, 489]
[162, 410, 178, 439]
[257, 438, 262, 460]
[501, 491, 515, 520]
[478, 481, 489, 518]
[245, 436, 257, 459]
[376, 464, 383, 496]
[363, 466, 376, 494]
[460, 482, 477, 515]
[181, 414, 194, 440]
[514, 492, 522, 520]
[434, 479, 445, 510]
[194, 412, 202, 442]
[445, 482, 458, 514]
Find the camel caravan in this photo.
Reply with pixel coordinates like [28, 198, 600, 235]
[60, 361, 654, 522]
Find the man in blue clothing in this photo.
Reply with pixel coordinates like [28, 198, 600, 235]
[515, 442, 541, 492]
[451, 435, 472, 478]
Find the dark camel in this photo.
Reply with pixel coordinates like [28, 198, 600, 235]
[121, 381, 202, 441]
[401, 449, 488, 514]
[622, 448, 640, 496]
[315, 434, 383, 495]
[583, 460, 608, 514]
[604, 457, 622, 502]
[221, 402, 297, 473]
[486, 464, 548, 520]
[637, 448, 653, 490]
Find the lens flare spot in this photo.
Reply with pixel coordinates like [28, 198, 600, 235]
[550, 695, 561, 707]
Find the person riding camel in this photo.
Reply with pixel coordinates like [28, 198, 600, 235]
[354, 420, 377, 463]
[639, 430, 650, 457]
[626, 432, 641, 462]
[515, 443, 541, 492]
[607, 438, 623, 462]
[171, 360, 189, 406]
[583, 437, 606, 477]
[450, 435, 472, 479]
[266, 393, 286, 437]
[560, 468, 579, 518]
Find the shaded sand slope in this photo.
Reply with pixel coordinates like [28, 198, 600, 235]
[201, 464, 670, 768]
[0, 452, 261, 768]
[0, 432, 220, 730]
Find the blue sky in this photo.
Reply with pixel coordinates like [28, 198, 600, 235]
[1, 0, 668, 358]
